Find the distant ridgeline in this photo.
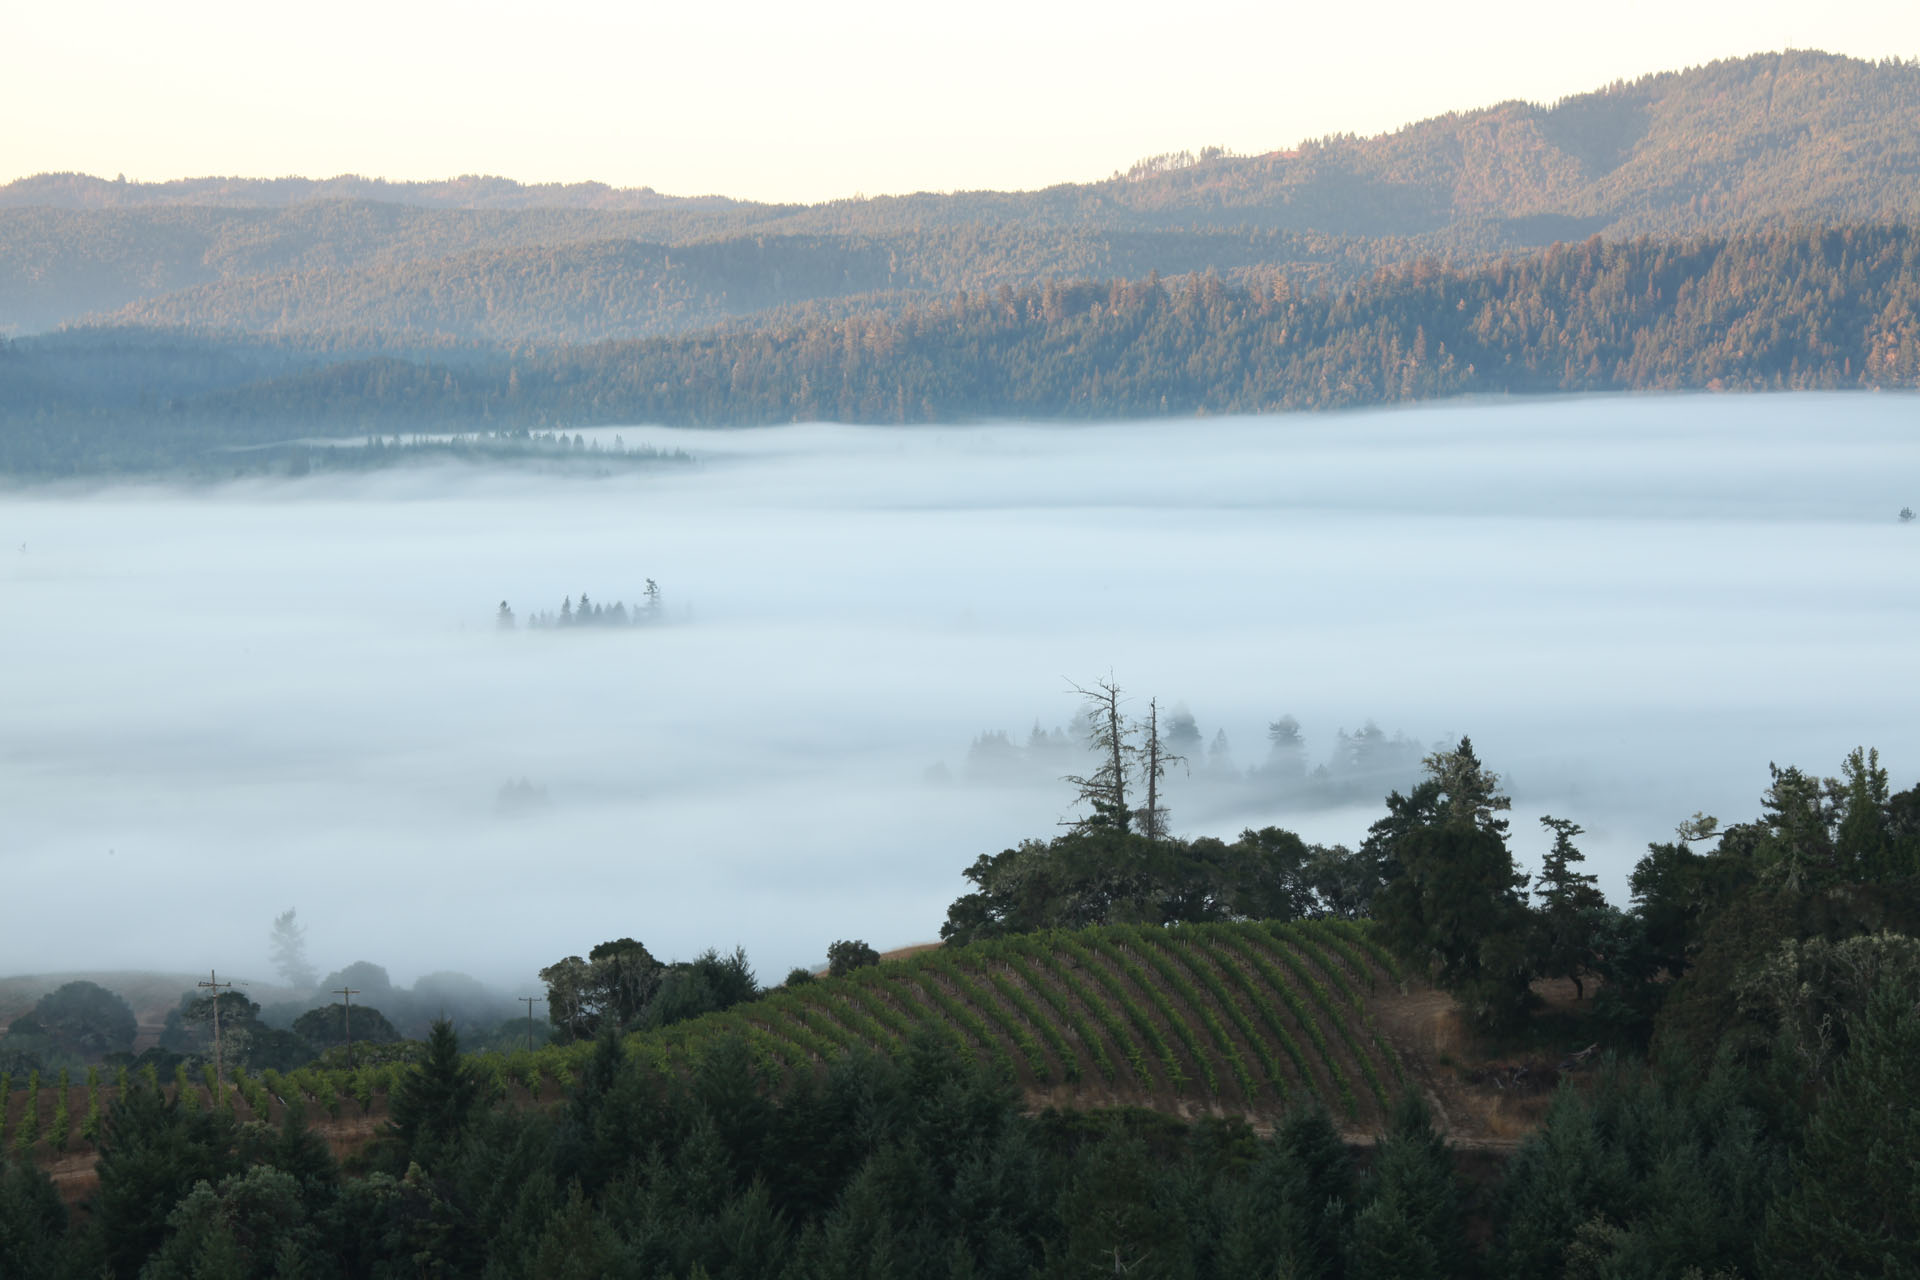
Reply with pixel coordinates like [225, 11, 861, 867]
[6, 224, 1920, 475]
[498, 582, 664, 629]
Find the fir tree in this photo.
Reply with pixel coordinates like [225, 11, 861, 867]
[1762, 981, 1920, 1277]
[387, 1019, 482, 1168]
[1532, 817, 1608, 999]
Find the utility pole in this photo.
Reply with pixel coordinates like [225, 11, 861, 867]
[333, 986, 360, 1069]
[519, 996, 541, 1052]
[197, 970, 232, 1105]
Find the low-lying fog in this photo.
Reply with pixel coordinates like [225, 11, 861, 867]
[5, 393, 1918, 991]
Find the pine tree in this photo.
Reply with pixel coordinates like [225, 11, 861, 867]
[0, 1157, 67, 1280]
[268, 908, 316, 990]
[1047, 1132, 1189, 1278]
[1372, 741, 1534, 1028]
[1265, 715, 1307, 780]
[1833, 746, 1891, 879]
[388, 1019, 481, 1167]
[1357, 1095, 1463, 1278]
[1762, 982, 1920, 1277]
[1533, 817, 1608, 999]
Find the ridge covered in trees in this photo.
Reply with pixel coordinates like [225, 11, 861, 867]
[6, 223, 1919, 474]
[5, 52, 1920, 342]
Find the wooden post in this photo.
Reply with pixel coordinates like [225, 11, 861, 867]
[196, 970, 232, 1105]
[332, 986, 361, 1068]
[519, 996, 540, 1052]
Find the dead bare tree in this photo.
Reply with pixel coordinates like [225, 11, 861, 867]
[1136, 698, 1186, 841]
[1062, 676, 1139, 834]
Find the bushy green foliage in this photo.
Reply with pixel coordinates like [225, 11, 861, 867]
[291, 1002, 400, 1050]
[0, 1157, 66, 1280]
[1761, 981, 1920, 1276]
[942, 825, 1362, 943]
[9, 981, 136, 1063]
[825, 939, 880, 977]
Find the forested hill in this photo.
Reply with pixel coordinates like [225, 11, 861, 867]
[61, 227, 1381, 346]
[7, 224, 1918, 473]
[4, 51, 1919, 340]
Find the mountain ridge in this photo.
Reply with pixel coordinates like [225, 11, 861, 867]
[4, 51, 1919, 343]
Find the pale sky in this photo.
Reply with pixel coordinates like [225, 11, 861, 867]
[9, 0, 1919, 205]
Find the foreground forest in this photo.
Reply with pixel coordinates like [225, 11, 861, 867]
[5, 717, 1920, 1277]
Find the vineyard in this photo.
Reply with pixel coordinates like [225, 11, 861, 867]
[3, 920, 1415, 1163]
[646, 918, 1414, 1124]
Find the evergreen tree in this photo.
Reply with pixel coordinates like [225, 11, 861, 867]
[1762, 981, 1920, 1277]
[1266, 715, 1305, 764]
[140, 1165, 318, 1280]
[0, 1158, 67, 1280]
[267, 909, 316, 991]
[1532, 817, 1609, 999]
[1369, 738, 1535, 1027]
[1355, 1094, 1464, 1279]
[1754, 763, 1835, 891]
[89, 1082, 243, 1277]
[387, 1019, 482, 1169]
[1046, 1132, 1191, 1279]
[1348, 1196, 1443, 1280]
[1833, 746, 1892, 879]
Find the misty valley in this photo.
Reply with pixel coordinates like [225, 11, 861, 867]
[8, 388, 1920, 1279]
[14, 36, 1920, 1280]
[6, 391, 1917, 989]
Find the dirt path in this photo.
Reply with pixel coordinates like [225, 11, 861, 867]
[1368, 979, 1582, 1150]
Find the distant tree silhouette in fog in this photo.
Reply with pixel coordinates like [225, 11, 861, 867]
[495, 778, 551, 815]
[500, 580, 666, 629]
[268, 908, 316, 989]
[960, 700, 1425, 812]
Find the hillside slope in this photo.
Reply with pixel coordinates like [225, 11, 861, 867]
[4, 51, 1917, 339]
[7, 920, 1597, 1219]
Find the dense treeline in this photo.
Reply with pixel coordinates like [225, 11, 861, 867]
[10, 224, 1920, 473]
[0, 1016, 1478, 1279]
[92, 227, 1380, 344]
[504, 225, 1920, 424]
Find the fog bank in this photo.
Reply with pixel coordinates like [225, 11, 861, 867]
[4, 392, 1917, 987]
